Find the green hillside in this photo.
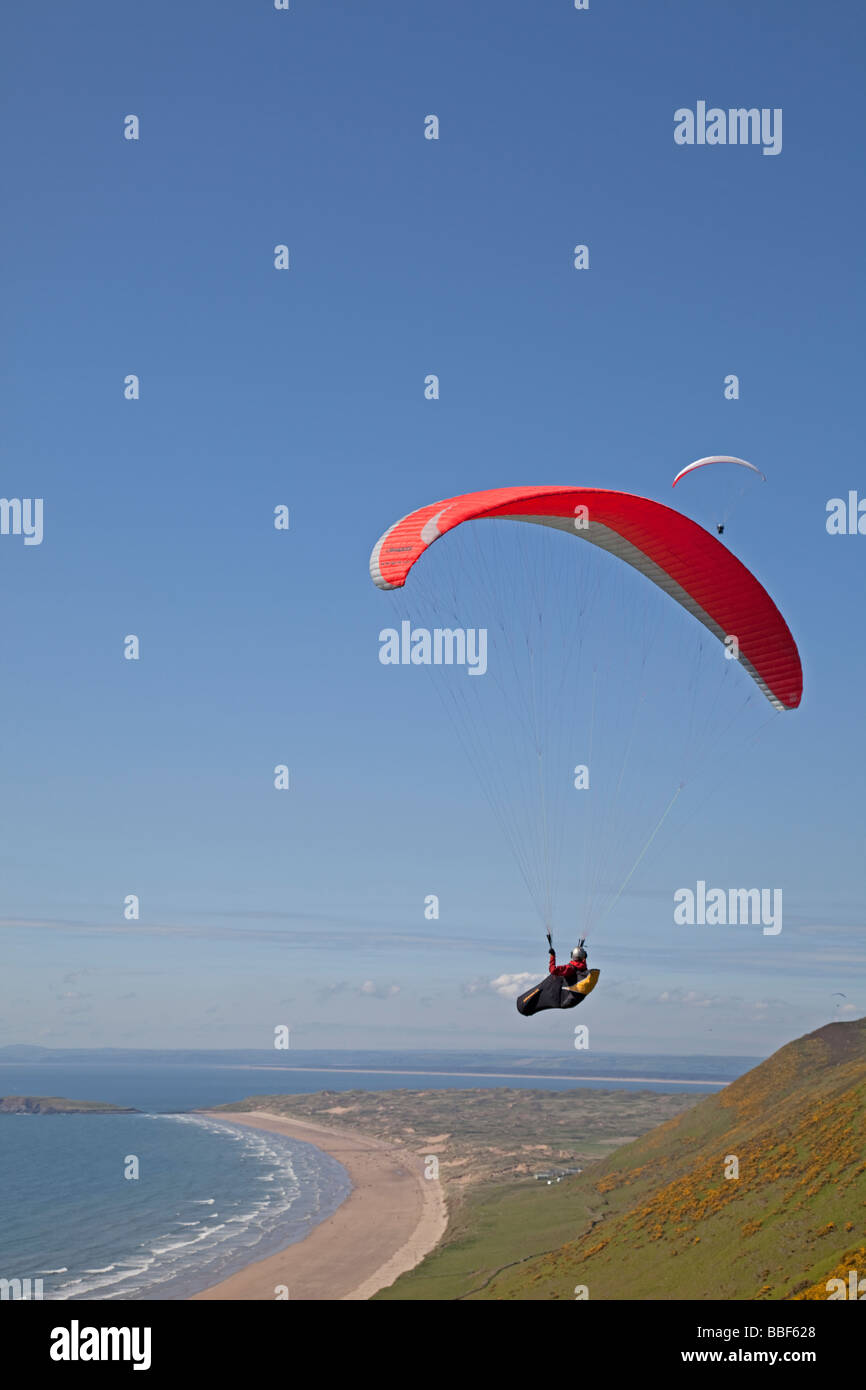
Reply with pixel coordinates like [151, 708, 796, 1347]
[378, 1020, 866, 1300]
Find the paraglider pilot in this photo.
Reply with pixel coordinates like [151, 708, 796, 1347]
[516, 934, 598, 1015]
[548, 935, 589, 986]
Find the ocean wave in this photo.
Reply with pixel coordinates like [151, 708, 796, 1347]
[29, 1113, 351, 1300]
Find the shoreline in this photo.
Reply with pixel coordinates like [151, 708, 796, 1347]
[189, 1110, 447, 1301]
[213, 1066, 728, 1088]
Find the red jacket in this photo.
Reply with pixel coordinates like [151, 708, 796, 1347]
[549, 950, 587, 985]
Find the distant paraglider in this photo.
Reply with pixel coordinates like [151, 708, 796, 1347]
[671, 456, 766, 535]
[671, 455, 767, 489]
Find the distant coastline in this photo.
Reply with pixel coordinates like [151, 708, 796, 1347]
[215, 1065, 730, 1088]
[0, 1095, 139, 1115]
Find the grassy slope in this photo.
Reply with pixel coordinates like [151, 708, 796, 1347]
[379, 1021, 866, 1300]
[375, 1176, 603, 1300]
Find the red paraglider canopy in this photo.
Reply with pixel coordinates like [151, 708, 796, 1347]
[370, 486, 802, 711]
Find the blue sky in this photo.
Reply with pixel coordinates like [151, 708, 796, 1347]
[2, 0, 864, 1055]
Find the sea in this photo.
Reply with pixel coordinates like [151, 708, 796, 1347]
[0, 1048, 758, 1301]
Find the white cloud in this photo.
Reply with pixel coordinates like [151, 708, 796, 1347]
[490, 972, 535, 1000]
[655, 988, 718, 1008]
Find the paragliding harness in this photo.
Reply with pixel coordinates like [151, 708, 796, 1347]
[516, 935, 598, 1016]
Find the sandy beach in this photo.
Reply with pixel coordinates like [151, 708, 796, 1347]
[189, 1110, 448, 1301]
